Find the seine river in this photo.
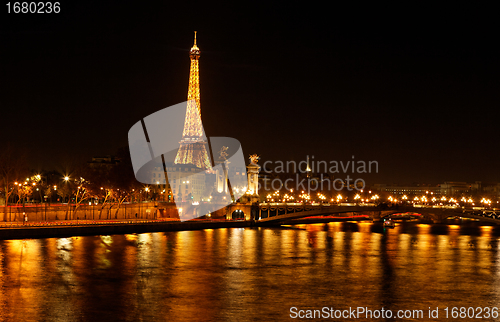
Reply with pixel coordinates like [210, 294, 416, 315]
[1, 222, 500, 321]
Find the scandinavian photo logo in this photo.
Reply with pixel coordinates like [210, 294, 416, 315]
[259, 156, 379, 194]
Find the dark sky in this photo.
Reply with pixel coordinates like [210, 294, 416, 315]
[2, 2, 499, 185]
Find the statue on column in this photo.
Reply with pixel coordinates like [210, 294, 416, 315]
[246, 154, 260, 200]
[249, 154, 259, 165]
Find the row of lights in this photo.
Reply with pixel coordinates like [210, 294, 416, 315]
[265, 190, 381, 204]
[387, 194, 496, 207]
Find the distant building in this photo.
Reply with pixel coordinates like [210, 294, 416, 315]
[88, 156, 120, 168]
[374, 183, 441, 196]
[483, 183, 500, 198]
[374, 181, 499, 197]
[439, 182, 476, 195]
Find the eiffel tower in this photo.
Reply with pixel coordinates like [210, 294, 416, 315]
[174, 32, 212, 170]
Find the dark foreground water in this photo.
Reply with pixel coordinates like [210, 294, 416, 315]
[1, 222, 500, 321]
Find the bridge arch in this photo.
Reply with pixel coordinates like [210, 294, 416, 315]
[380, 211, 441, 223]
[231, 209, 245, 220]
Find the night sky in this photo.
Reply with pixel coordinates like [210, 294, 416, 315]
[2, 2, 499, 185]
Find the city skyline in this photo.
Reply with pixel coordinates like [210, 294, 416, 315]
[2, 3, 499, 185]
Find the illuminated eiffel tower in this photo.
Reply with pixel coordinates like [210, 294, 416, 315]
[174, 31, 212, 170]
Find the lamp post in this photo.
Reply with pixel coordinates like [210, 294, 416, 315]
[63, 176, 71, 219]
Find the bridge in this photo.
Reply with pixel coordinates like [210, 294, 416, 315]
[249, 203, 500, 225]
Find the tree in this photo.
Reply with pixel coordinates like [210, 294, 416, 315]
[56, 183, 72, 219]
[70, 178, 91, 220]
[16, 182, 33, 206]
[44, 186, 53, 205]
[80, 165, 111, 219]
[109, 188, 128, 219]
[0, 145, 29, 221]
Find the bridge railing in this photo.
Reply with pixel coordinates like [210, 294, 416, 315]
[258, 202, 378, 207]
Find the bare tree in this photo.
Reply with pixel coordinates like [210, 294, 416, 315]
[44, 186, 53, 205]
[71, 180, 91, 220]
[16, 183, 33, 207]
[0, 145, 29, 221]
[110, 189, 132, 219]
[109, 147, 141, 219]
[98, 188, 112, 219]
[56, 183, 72, 219]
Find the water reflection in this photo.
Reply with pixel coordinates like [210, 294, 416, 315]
[0, 222, 500, 321]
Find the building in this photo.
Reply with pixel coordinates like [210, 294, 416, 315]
[150, 164, 208, 202]
[374, 181, 498, 197]
[88, 156, 120, 168]
[373, 183, 442, 196]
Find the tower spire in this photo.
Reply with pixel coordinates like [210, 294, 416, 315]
[190, 31, 200, 58]
[306, 155, 312, 178]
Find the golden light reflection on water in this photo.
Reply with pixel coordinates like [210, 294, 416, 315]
[1, 222, 500, 321]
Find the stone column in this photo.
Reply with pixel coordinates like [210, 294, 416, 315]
[246, 161, 260, 203]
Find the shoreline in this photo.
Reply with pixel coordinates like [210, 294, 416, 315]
[1, 216, 499, 240]
[0, 220, 253, 240]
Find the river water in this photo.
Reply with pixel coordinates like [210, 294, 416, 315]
[1, 222, 500, 321]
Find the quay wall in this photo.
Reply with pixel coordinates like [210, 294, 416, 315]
[0, 220, 252, 240]
[1, 202, 178, 222]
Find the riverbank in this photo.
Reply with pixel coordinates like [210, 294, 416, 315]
[0, 220, 252, 240]
[3, 215, 499, 240]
